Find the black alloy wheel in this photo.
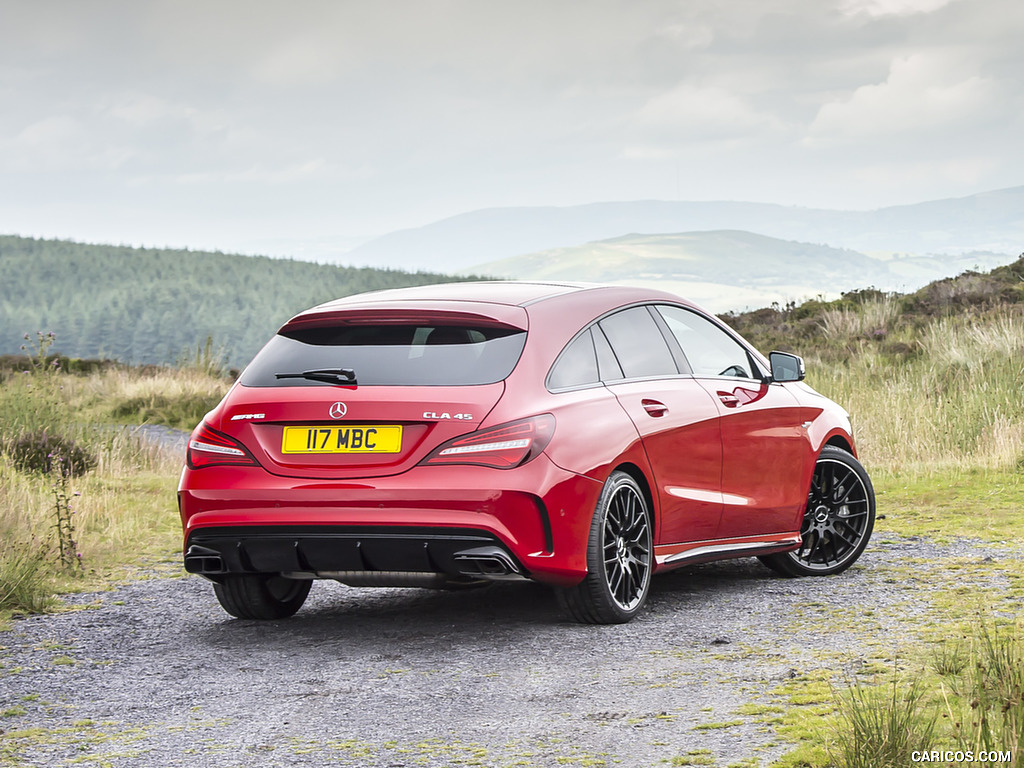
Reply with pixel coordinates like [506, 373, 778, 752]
[760, 445, 875, 577]
[558, 471, 653, 624]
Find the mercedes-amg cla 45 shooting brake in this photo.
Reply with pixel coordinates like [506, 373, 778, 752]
[179, 281, 875, 624]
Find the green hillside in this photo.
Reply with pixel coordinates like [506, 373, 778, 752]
[470, 230, 883, 283]
[0, 236, 474, 367]
[467, 230, 1014, 311]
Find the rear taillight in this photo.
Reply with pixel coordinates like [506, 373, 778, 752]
[187, 423, 258, 469]
[420, 414, 555, 469]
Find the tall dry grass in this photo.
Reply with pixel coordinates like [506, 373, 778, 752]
[70, 365, 231, 429]
[829, 620, 1024, 768]
[821, 294, 901, 342]
[1, 361, 229, 615]
[807, 308, 1024, 476]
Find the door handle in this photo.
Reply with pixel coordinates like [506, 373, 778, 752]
[642, 399, 668, 417]
[717, 392, 740, 408]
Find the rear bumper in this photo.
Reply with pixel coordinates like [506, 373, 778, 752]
[184, 526, 524, 583]
[178, 454, 602, 586]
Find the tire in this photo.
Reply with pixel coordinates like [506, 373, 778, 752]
[213, 574, 312, 619]
[557, 471, 653, 624]
[759, 445, 875, 577]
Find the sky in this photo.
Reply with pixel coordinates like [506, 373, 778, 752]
[2, 0, 1023, 263]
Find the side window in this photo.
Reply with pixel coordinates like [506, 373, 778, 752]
[657, 306, 756, 379]
[548, 329, 599, 390]
[598, 307, 679, 379]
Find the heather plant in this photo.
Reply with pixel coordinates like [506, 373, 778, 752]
[6, 429, 96, 477]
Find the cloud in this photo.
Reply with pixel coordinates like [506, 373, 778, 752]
[108, 94, 197, 126]
[252, 35, 347, 86]
[0, 114, 135, 172]
[839, 0, 956, 16]
[625, 83, 788, 156]
[2, 0, 1024, 249]
[852, 156, 998, 188]
[171, 159, 330, 186]
[804, 53, 1000, 146]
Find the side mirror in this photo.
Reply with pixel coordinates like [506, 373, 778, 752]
[769, 351, 805, 383]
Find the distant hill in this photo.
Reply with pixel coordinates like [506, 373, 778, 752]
[345, 186, 1024, 271]
[468, 231, 1015, 312]
[0, 236, 476, 366]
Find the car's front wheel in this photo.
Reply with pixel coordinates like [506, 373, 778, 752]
[557, 471, 653, 624]
[213, 574, 312, 619]
[760, 445, 875, 577]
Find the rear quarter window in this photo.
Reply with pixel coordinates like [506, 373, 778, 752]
[240, 324, 527, 387]
[547, 329, 599, 390]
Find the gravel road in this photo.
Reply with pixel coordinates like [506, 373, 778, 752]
[2, 531, 1018, 768]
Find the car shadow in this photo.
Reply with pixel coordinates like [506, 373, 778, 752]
[191, 556, 805, 653]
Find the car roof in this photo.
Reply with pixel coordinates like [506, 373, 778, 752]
[282, 281, 709, 339]
[310, 281, 591, 310]
[307, 281, 697, 311]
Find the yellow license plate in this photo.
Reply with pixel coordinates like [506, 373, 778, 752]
[282, 425, 403, 454]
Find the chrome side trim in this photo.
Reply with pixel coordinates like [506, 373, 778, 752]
[662, 536, 801, 566]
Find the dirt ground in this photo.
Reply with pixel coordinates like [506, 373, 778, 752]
[1, 532, 1015, 767]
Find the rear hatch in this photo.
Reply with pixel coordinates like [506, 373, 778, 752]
[210, 303, 529, 480]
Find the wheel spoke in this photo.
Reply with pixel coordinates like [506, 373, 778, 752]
[833, 470, 859, 503]
[608, 563, 625, 599]
[807, 531, 827, 563]
[835, 519, 863, 543]
[840, 506, 869, 518]
[828, 532, 844, 564]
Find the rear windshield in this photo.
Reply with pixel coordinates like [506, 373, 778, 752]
[239, 324, 527, 387]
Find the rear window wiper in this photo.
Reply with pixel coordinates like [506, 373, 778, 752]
[275, 368, 357, 385]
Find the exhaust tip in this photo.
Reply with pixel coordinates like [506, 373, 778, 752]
[452, 545, 522, 580]
[184, 544, 226, 575]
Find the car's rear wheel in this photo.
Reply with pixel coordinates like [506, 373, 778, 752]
[558, 471, 652, 624]
[759, 446, 875, 577]
[213, 574, 312, 619]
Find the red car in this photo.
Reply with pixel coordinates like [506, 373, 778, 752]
[179, 282, 874, 624]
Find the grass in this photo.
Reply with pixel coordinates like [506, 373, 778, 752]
[873, 469, 1024, 543]
[68, 365, 230, 429]
[0, 351, 230, 622]
[787, 620, 1024, 768]
[804, 308, 1024, 477]
[828, 673, 938, 768]
[0, 543, 56, 615]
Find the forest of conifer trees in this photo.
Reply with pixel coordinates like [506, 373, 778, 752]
[0, 235, 476, 367]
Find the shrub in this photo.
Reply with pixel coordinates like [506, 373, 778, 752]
[5, 429, 97, 477]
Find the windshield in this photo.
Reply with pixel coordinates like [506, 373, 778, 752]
[239, 324, 527, 387]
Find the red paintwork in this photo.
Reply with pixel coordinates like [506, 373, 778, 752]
[178, 282, 858, 585]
